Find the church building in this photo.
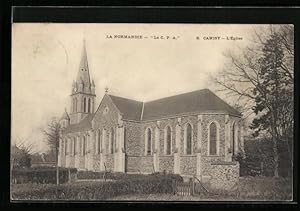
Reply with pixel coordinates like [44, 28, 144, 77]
[58, 42, 244, 186]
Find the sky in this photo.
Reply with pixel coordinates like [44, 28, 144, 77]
[12, 23, 265, 153]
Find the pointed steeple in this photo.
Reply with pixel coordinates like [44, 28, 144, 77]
[69, 40, 96, 125]
[76, 39, 91, 91]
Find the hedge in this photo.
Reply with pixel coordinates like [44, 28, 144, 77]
[77, 171, 183, 182]
[12, 167, 77, 184]
[11, 177, 176, 200]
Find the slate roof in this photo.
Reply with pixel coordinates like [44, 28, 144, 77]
[63, 113, 94, 134]
[108, 89, 241, 121]
[109, 95, 144, 121]
[64, 89, 241, 133]
[142, 89, 241, 120]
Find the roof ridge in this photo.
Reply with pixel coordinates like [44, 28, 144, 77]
[109, 94, 143, 104]
[140, 102, 145, 121]
[144, 89, 209, 104]
[206, 90, 242, 116]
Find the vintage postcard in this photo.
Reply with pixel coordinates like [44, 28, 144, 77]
[11, 23, 294, 201]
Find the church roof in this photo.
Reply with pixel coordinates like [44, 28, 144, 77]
[109, 95, 144, 121]
[63, 113, 95, 134]
[60, 109, 70, 120]
[142, 89, 241, 120]
[109, 89, 241, 121]
[63, 89, 241, 134]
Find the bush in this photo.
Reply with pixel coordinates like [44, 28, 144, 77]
[77, 170, 183, 182]
[11, 177, 176, 200]
[236, 176, 293, 200]
[12, 167, 77, 184]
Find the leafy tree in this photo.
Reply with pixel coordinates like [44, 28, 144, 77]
[215, 25, 294, 177]
[250, 33, 293, 177]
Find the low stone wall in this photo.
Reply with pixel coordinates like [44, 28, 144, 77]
[180, 156, 197, 175]
[69, 156, 75, 167]
[126, 156, 154, 174]
[139, 156, 154, 173]
[79, 156, 85, 169]
[208, 161, 239, 191]
[159, 156, 174, 173]
[93, 155, 101, 171]
[104, 154, 114, 171]
[126, 156, 141, 173]
[201, 156, 224, 176]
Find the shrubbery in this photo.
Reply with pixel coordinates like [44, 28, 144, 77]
[12, 167, 77, 184]
[239, 138, 292, 177]
[11, 176, 176, 200]
[77, 170, 183, 182]
[236, 176, 292, 200]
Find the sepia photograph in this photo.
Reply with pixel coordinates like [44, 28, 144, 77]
[11, 23, 294, 201]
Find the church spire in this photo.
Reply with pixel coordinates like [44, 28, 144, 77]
[69, 39, 96, 124]
[76, 39, 91, 91]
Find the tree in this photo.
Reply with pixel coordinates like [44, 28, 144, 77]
[11, 138, 38, 169]
[250, 32, 293, 177]
[43, 117, 62, 184]
[214, 25, 294, 177]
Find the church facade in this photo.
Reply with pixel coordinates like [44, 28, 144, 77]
[58, 43, 244, 185]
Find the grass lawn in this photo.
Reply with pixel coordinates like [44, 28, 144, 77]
[109, 193, 238, 201]
[11, 176, 293, 201]
[108, 176, 293, 201]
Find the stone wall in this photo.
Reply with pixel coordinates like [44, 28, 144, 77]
[124, 121, 143, 156]
[92, 95, 124, 172]
[126, 156, 141, 173]
[140, 156, 154, 173]
[201, 156, 224, 176]
[92, 95, 119, 131]
[69, 156, 75, 167]
[159, 156, 174, 173]
[180, 156, 197, 175]
[208, 161, 240, 190]
[93, 155, 101, 171]
[60, 154, 66, 167]
[79, 155, 85, 169]
[104, 154, 114, 171]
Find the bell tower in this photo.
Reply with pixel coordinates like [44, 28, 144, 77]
[69, 40, 96, 124]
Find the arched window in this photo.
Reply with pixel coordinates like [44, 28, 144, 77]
[82, 136, 86, 155]
[72, 98, 75, 112]
[97, 129, 101, 154]
[64, 139, 68, 155]
[83, 97, 86, 112]
[146, 128, 152, 155]
[74, 98, 77, 112]
[110, 128, 115, 154]
[102, 129, 107, 154]
[124, 128, 126, 151]
[88, 98, 91, 113]
[185, 123, 192, 155]
[209, 122, 218, 155]
[165, 126, 172, 155]
[231, 122, 236, 155]
[73, 137, 76, 156]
